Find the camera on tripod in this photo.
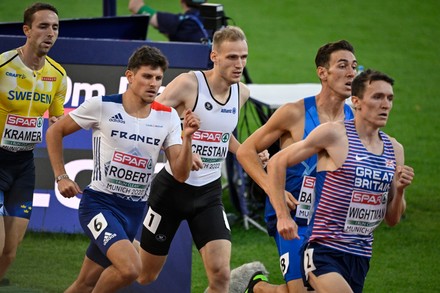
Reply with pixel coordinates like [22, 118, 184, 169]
[184, 0, 227, 33]
[199, 3, 227, 32]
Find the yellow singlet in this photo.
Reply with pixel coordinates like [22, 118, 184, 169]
[0, 49, 67, 152]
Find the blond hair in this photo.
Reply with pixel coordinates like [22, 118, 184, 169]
[212, 26, 247, 51]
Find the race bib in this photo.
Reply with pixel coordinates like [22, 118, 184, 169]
[303, 247, 316, 281]
[105, 150, 153, 199]
[344, 190, 388, 235]
[1, 114, 43, 151]
[295, 176, 316, 224]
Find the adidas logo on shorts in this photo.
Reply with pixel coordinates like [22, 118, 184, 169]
[103, 232, 117, 246]
[109, 113, 125, 124]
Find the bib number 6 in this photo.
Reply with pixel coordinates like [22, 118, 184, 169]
[87, 212, 108, 239]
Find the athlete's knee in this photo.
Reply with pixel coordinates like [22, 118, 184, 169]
[137, 271, 160, 285]
[0, 246, 18, 265]
[65, 279, 95, 293]
[207, 265, 230, 289]
[118, 263, 141, 284]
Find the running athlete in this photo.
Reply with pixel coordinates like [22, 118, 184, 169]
[0, 3, 66, 285]
[137, 26, 259, 293]
[237, 40, 356, 293]
[45, 45, 200, 293]
[267, 69, 414, 293]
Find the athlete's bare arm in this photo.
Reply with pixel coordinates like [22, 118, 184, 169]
[384, 137, 414, 226]
[155, 72, 198, 116]
[267, 121, 346, 240]
[237, 101, 305, 194]
[165, 109, 200, 182]
[46, 115, 83, 198]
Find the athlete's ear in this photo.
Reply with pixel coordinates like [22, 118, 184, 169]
[317, 66, 327, 81]
[125, 69, 134, 84]
[210, 50, 217, 64]
[351, 95, 361, 111]
[23, 24, 31, 37]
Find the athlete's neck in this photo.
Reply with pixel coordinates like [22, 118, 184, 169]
[17, 46, 45, 71]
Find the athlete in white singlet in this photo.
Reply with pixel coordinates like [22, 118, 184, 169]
[137, 26, 262, 293]
[46, 45, 200, 293]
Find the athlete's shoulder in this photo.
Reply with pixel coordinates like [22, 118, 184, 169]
[385, 134, 403, 151]
[272, 98, 305, 121]
[315, 120, 345, 137]
[0, 50, 18, 67]
[45, 55, 66, 76]
[238, 82, 250, 99]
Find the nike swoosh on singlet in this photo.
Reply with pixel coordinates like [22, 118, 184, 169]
[355, 154, 369, 161]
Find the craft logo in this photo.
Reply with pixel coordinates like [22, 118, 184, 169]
[6, 72, 26, 79]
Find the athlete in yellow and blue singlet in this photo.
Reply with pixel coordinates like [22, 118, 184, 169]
[0, 48, 66, 217]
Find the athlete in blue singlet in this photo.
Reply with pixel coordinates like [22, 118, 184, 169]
[238, 40, 357, 293]
[45, 45, 200, 293]
[267, 69, 414, 293]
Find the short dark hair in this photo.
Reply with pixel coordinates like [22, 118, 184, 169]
[127, 45, 169, 72]
[24, 2, 58, 27]
[315, 40, 354, 68]
[352, 69, 394, 98]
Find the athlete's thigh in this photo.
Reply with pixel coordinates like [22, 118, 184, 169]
[140, 204, 182, 256]
[1, 158, 34, 218]
[287, 278, 311, 293]
[274, 225, 308, 282]
[106, 239, 140, 271]
[309, 272, 353, 293]
[302, 243, 352, 293]
[78, 191, 133, 265]
[189, 181, 230, 250]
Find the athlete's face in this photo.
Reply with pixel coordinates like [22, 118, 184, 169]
[24, 10, 59, 57]
[319, 50, 357, 100]
[211, 40, 248, 84]
[128, 65, 164, 104]
[352, 80, 394, 128]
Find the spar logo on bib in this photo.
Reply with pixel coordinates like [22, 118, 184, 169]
[7, 115, 43, 128]
[193, 130, 230, 143]
[352, 191, 387, 205]
[112, 151, 151, 169]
